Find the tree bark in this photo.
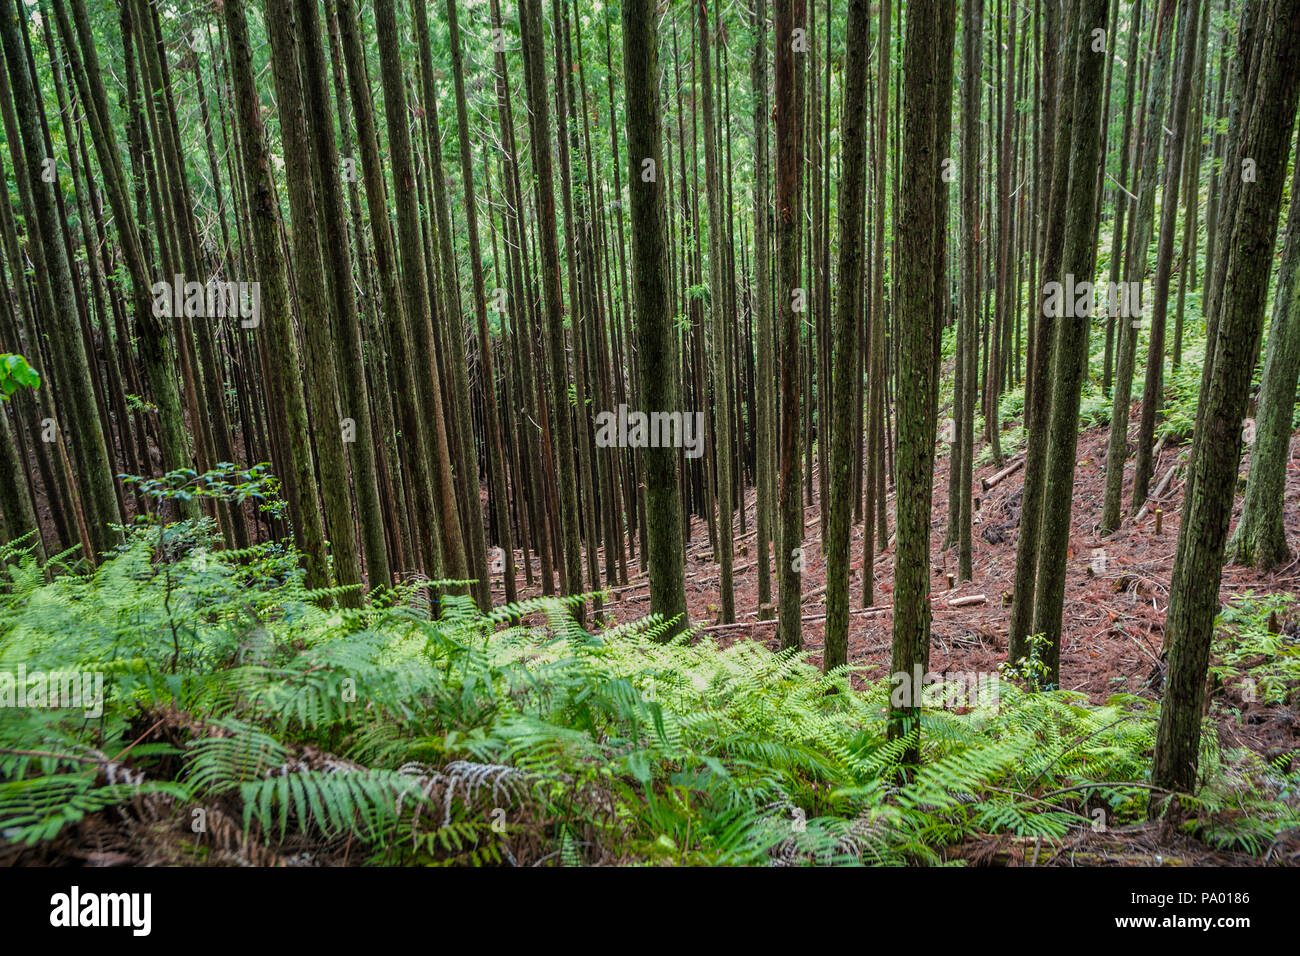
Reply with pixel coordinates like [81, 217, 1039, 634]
[1153, 0, 1300, 798]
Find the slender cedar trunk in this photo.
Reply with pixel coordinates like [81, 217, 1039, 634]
[46, 14, 134, 525]
[528, 10, 569, 594]
[622, 0, 688, 637]
[1023, 0, 1042, 418]
[554, 3, 602, 615]
[264, 0, 365, 607]
[823, 0, 870, 672]
[222, 0, 332, 590]
[1030, 0, 1109, 689]
[1228, 137, 1300, 570]
[54, 0, 192, 517]
[989, 0, 1016, 465]
[802, 145, 814, 513]
[0, 144, 68, 552]
[890, 0, 955, 765]
[604, 16, 638, 580]
[325, 3, 408, 575]
[128, 1, 203, 480]
[27, 1, 107, 510]
[0, 240, 43, 559]
[490, 0, 553, 595]
[855, 64, 869, 536]
[1153, 0, 1300, 799]
[373, 0, 469, 594]
[134, 0, 240, 544]
[696, 0, 734, 623]
[1132, 0, 1201, 511]
[409, 0, 488, 609]
[1099, 0, 1150, 533]
[186, 40, 250, 550]
[1090, 0, 1119, 348]
[519, 0, 585, 626]
[0, 0, 120, 557]
[978, 79, 991, 431]
[445, 0, 516, 607]
[1171, 1, 1265, 585]
[774, 0, 805, 652]
[1203, 15, 1228, 308]
[752, 0, 774, 613]
[571, 4, 624, 591]
[1171, 5, 1208, 368]
[293, 0, 390, 593]
[955, 0, 981, 582]
[865, 0, 890, 604]
[0, 393, 41, 556]
[929, 2, 957, 615]
[1007, 0, 1067, 661]
[334, 0, 442, 586]
[808, 3, 824, 535]
[0, 113, 84, 561]
[1201, 0, 1261, 337]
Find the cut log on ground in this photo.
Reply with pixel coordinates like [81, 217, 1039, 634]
[982, 457, 1024, 491]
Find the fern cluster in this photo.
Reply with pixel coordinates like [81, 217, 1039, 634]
[0, 524, 1295, 865]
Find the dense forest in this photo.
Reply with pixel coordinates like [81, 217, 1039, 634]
[0, 0, 1298, 876]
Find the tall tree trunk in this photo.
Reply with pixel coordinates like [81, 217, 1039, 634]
[697, 0, 734, 623]
[955, 0, 981, 582]
[864, 0, 891, 606]
[519, 0, 585, 626]
[1100, 0, 1155, 534]
[622, 0, 688, 638]
[890, 0, 955, 765]
[774, 0, 806, 652]
[1153, 0, 1300, 798]
[294, 0, 390, 593]
[752, 0, 774, 614]
[373, 0, 469, 594]
[1132, 0, 1202, 511]
[1030, 0, 1110, 689]
[1228, 146, 1300, 570]
[411, 0, 489, 610]
[1007, 0, 1067, 661]
[54, 0, 193, 515]
[0, 0, 120, 557]
[335, 0, 442, 588]
[445, 0, 516, 607]
[823, 0, 870, 671]
[222, 0, 332, 590]
[264, 0, 365, 607]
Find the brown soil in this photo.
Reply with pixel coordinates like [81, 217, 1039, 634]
[511, 420, 1300, 767]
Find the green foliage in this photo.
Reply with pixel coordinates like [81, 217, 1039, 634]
[0, 526, 1295, 865]
[0, 353, 39, 400]
[1210, 592, 1299, 707]
[124, 393, 158, 415]
[1158, 333, 1208, 442]
[121, 463, 285, 518]
[1000, 632, 1055, 690]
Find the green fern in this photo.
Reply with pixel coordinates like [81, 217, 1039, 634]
[2, 521, 1296, 865]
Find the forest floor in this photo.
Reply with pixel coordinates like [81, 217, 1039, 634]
[14, 415, 1300, 867]
[514, 416, 1300, 774]
[503, 417, 1300, 866]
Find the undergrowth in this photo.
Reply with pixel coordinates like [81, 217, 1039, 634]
[0, 522, 1296, 866]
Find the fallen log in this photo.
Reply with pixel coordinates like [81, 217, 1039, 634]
[606, 560, 757, 595]
[1133, 455, 1182, 525]
[699, 604, 891, 633]
[981, 457, 1024, 491]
